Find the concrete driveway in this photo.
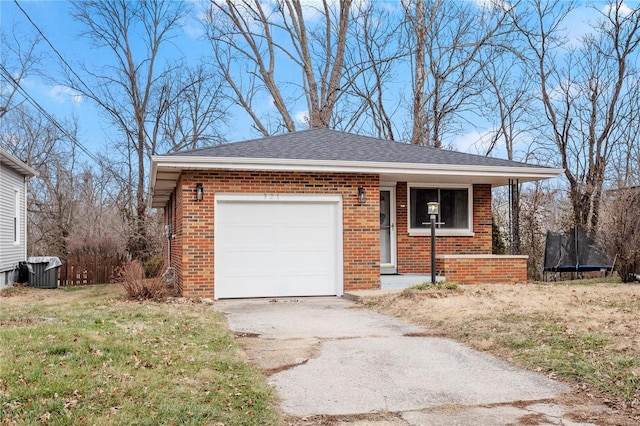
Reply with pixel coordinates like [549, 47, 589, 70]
[215, 297, 601, 425]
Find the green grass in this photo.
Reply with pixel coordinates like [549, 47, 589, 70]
[0, 285, 281, 425]
[408, 281, 459, 291]
[488, 314, 640, 402]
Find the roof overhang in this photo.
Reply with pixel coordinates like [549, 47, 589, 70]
[148, 155, 563, 208]
[0, 148, 38, 178]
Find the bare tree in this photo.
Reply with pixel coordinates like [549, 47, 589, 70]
[160, 63, 229, 152]
[480, 54, 537, 161]
[402, 0, 513, 147]
[0, 25, 41, 119]
[518, 182, 564, 280]
[0, 104, 80, 257]
[598, 187, 640, 282]
[28, 144, 79, 257]
[514, 0, 640, 233]
[339, 1, 404, 139]
[205, 0, 352, 136]
[66, 0, 191, 260]
[478, 43, 538, 255]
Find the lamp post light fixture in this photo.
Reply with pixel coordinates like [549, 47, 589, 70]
[427, 202, 439, 285]
[357, 186, 366, 204]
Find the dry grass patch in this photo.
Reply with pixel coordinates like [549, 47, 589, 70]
[360, 279, 640, 420]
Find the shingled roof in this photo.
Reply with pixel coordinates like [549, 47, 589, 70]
[166, 128, 539, 169]
[149, 128, 562, 208]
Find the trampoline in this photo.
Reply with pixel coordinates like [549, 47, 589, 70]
[543, 227, 614, 279]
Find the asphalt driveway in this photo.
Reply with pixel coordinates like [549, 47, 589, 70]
[215, 297, 601, 425]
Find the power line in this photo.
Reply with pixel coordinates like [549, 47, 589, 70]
[8, 0, 102, 165]
[0, 64, 102, 165]
[12, 0, 100, 101]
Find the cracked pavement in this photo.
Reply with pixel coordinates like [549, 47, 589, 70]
[216, 297, 606, 425]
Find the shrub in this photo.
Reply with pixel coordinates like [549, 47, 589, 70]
[598, 188, 640, 283]
[118, 260, 173, 301]
[492, 216, 507, 254]
[410, 281, 459, 291]
[144, 255, 165, 278]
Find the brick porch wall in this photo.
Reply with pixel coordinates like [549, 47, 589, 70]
[436, 255, 528, 284]
[396, 183, 493, 274]
[170, 170, 380, 298]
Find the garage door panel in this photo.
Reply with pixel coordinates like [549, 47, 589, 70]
[221, 277, 278, 299]
[276, 276, 333, 296]
[275, 203, 331, 225]
[277, 227, 331, 249]
[218, 226, 275, 249]
[215, 197, 342, 299]
[277, 250, 331, 272]
[219, 202, 275, 225]
[219, 250, 276, 274]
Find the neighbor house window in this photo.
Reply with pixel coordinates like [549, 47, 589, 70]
[14, 189, 20, 244]
[408, 184, 473, 235]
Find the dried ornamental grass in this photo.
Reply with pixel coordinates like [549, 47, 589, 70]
[118, 260, 171, 301]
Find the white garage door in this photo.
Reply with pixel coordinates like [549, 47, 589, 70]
[214, 194, 343, 299]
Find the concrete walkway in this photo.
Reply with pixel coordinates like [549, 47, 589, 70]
[215, 297, 601, 425]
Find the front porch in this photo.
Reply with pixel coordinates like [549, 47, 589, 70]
[380, 274, 444, 290]
[379, 254, 528, 290]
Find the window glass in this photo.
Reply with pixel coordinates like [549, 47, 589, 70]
[409, 187, 469, 230]
[440, 189, 469, 229]
[410, 188, 437, 228]
[14, 189, 19, 244]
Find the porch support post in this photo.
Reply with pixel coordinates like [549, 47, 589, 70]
[508, 179, 521, 255]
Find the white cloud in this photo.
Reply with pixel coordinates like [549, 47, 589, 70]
[471, 0, 511, 12]
[49, 85, 83, 105]
[453, 129, 491, 155]
[182, 0, 208, 39]
[604, 2, 633, 18]
[294, 110, 309, 126]
[182, 18, 205, 39]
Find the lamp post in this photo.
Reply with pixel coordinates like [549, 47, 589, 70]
[427, 202, 439, 285]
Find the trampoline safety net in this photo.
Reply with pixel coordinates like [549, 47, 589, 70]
[543, 227, 613, 273]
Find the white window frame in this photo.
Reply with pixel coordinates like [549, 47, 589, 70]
[14, 188, 20, 245]
[407, 183, 474, 236]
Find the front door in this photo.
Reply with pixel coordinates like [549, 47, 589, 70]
[380, 187, 396, 273]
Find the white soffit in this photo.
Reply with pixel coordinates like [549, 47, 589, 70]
[148, 156, 563, 208]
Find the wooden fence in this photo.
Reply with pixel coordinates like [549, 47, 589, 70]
[59, 254, 127, 286]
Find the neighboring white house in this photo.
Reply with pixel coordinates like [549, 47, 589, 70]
[0, 148, 37, 288]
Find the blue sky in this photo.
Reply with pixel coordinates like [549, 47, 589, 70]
[0, 0, 612, 163]
[1, 0, 218, 155]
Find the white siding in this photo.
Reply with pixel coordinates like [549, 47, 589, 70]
[0, 164, 27, 275]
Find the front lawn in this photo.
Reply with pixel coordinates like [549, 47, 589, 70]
[0, 285, 281, 425]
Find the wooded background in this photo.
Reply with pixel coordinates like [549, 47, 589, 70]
[1, 0, 639, 280]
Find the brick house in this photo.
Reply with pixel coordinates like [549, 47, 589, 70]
[149, 129, 561, 299]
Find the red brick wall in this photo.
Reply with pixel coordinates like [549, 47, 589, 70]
[436, 255, 528, 284]
[396, 183, 493, 274]
[167, 170, 379, 298]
